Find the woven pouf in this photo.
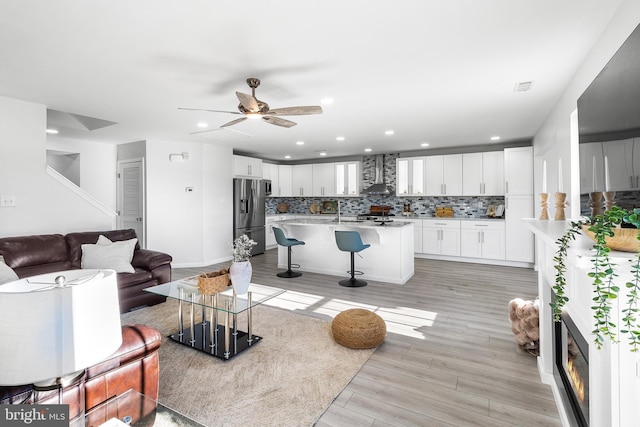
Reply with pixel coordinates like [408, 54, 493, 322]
[331, 308, 386, 349]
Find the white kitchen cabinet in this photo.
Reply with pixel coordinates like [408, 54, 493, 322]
[291, 164, 313, 196]
[401, 218, 423, 253]
[335, 161, 360, 196]
[396, 157, 425, 196]
[422, 219, 460, 256]
[504, 147, 532, 195]
[579, 142, 606, 194]
[602, 138, 635, 191]
[233, 155, 262, 178]
[425, 154, 462, 196]
[267, 163, 280, 196]
[460, 220, 505, 260]
[505, 195, 534, 263]
[462, 151, 504, 196]
[278, 165, 292, 197]
[312, 163, 335, 196]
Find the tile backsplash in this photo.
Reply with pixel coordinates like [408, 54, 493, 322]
[266, 195, 505, 218]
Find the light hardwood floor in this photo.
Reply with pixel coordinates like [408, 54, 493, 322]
[173, 249, 560, 427]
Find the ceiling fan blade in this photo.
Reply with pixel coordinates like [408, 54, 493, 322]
[236, 92, 260, 112]
[178, 107, 242, 115]
[221, 117, 248, 127]
[262, 116, 297, 128]
[267, 106, 323, 116]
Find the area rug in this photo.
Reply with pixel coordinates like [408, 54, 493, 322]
[121, 300, 375, 427]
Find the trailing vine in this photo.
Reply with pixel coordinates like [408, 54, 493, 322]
[552, 206, 640, 352]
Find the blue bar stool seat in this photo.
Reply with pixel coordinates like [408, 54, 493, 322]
[334, 231, 370, 287]
[272, 227, 305, 278]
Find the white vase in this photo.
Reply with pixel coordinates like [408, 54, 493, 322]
[229, 260, 252, 295]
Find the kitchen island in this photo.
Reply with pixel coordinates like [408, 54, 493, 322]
[273, 218, 414, 284]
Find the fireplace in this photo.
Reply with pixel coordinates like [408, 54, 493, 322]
[554, 312, 590, 426]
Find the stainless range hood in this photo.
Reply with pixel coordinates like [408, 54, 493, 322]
[362, 154, 391, 195]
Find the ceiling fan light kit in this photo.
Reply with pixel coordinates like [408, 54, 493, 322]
[181, 77, 323, 129]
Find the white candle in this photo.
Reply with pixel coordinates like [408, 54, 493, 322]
[592, 156, 597, 190]
[558, 158, 563, 193]
[604, 156, 610, 191]
[542, 160, 547, 193]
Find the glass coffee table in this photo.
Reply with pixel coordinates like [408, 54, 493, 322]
[85, 389, 204, 426]
[145, 279, 285, 360]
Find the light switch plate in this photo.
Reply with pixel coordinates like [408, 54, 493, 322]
[0, 195, 16, 207]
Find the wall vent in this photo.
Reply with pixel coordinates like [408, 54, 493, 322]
[514, 81, 534, 92]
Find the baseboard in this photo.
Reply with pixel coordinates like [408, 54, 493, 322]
[414, 253, 533, 268]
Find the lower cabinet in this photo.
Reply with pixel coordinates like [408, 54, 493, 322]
[460, 221, 505, 260]
[422, 220, 460, 256]
[401, 219, 423, 253]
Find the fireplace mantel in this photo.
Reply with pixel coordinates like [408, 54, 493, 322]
[525, 219, 640, 427]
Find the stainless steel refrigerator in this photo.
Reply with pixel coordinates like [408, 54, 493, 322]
[233, 178, 266, 256]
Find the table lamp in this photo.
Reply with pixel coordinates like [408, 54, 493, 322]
[0, 269, 122, 415]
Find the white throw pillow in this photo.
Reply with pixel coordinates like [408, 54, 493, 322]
[81, 237, 137, 273]
[0, 256, 19, 285]
[96, 235, 137, 261]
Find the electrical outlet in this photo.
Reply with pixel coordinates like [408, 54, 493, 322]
[0, 195, 16, 207]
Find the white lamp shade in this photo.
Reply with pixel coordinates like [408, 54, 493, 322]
[0, 269, 122, 386]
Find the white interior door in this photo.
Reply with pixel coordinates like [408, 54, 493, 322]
[117, 159, 145, 248]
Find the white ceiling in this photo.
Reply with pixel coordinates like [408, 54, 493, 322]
[0, 0, 625, 161]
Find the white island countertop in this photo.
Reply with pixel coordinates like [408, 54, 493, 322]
[273, 218, 414, 284]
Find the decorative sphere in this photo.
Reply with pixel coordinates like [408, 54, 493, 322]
[54, 275, 66, 286]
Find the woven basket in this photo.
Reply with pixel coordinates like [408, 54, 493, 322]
[198, 269, 230, 294]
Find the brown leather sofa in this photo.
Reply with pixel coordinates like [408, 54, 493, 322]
[0, 324, 162, 421]
[0, 229, 172, 312]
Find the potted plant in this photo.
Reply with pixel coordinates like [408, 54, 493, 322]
[229, 234, 258, 295]
[552, 206, 640, 351]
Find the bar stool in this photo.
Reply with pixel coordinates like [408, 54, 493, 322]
[272, 227, 305, 278]
[334, 231, 370, 287]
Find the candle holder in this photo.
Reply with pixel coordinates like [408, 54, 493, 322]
[589, 192, 604, 217]
[539, 193, 550, 220]
[554, 192, 567, 221]
[604, 191, 616, 211]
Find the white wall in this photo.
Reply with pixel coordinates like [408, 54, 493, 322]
[145, 140, 233, 267]
[534, 1, 640, 218]
[0, 96, 114, 237]
[47, 136, 117, 210]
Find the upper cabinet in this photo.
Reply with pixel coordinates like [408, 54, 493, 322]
[335, 161, 360, 196]
[277, 165, 293, 197]
[602, 138, 637, 191]
[291, 164, 313, 196]
[233, 155, 262, 178]
[425, 154, 462, 196]
[312, 163, 335, 197]
[462, 151, 504, 196]
[579, 142, 606, 194]
[396, 157, 425, 196]
[504, 147, 532, 195]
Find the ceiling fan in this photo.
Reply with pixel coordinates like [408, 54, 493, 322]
[179, 77, 323, 128]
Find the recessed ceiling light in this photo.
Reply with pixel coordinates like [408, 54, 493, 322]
[284, 155, 291, 159]
[321, 98, 334, 105]
[296, 141, 304, 145]
[320, 152, 327, 156]
[197, 122, 208, 128]
[336, 136, 345, 141]
[46, 129, 59, 134]
[421, 143, 430, 147]
[491, 136, 501, 141]
[364, 148, 372, 152]
[385, 130, 394, 135]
